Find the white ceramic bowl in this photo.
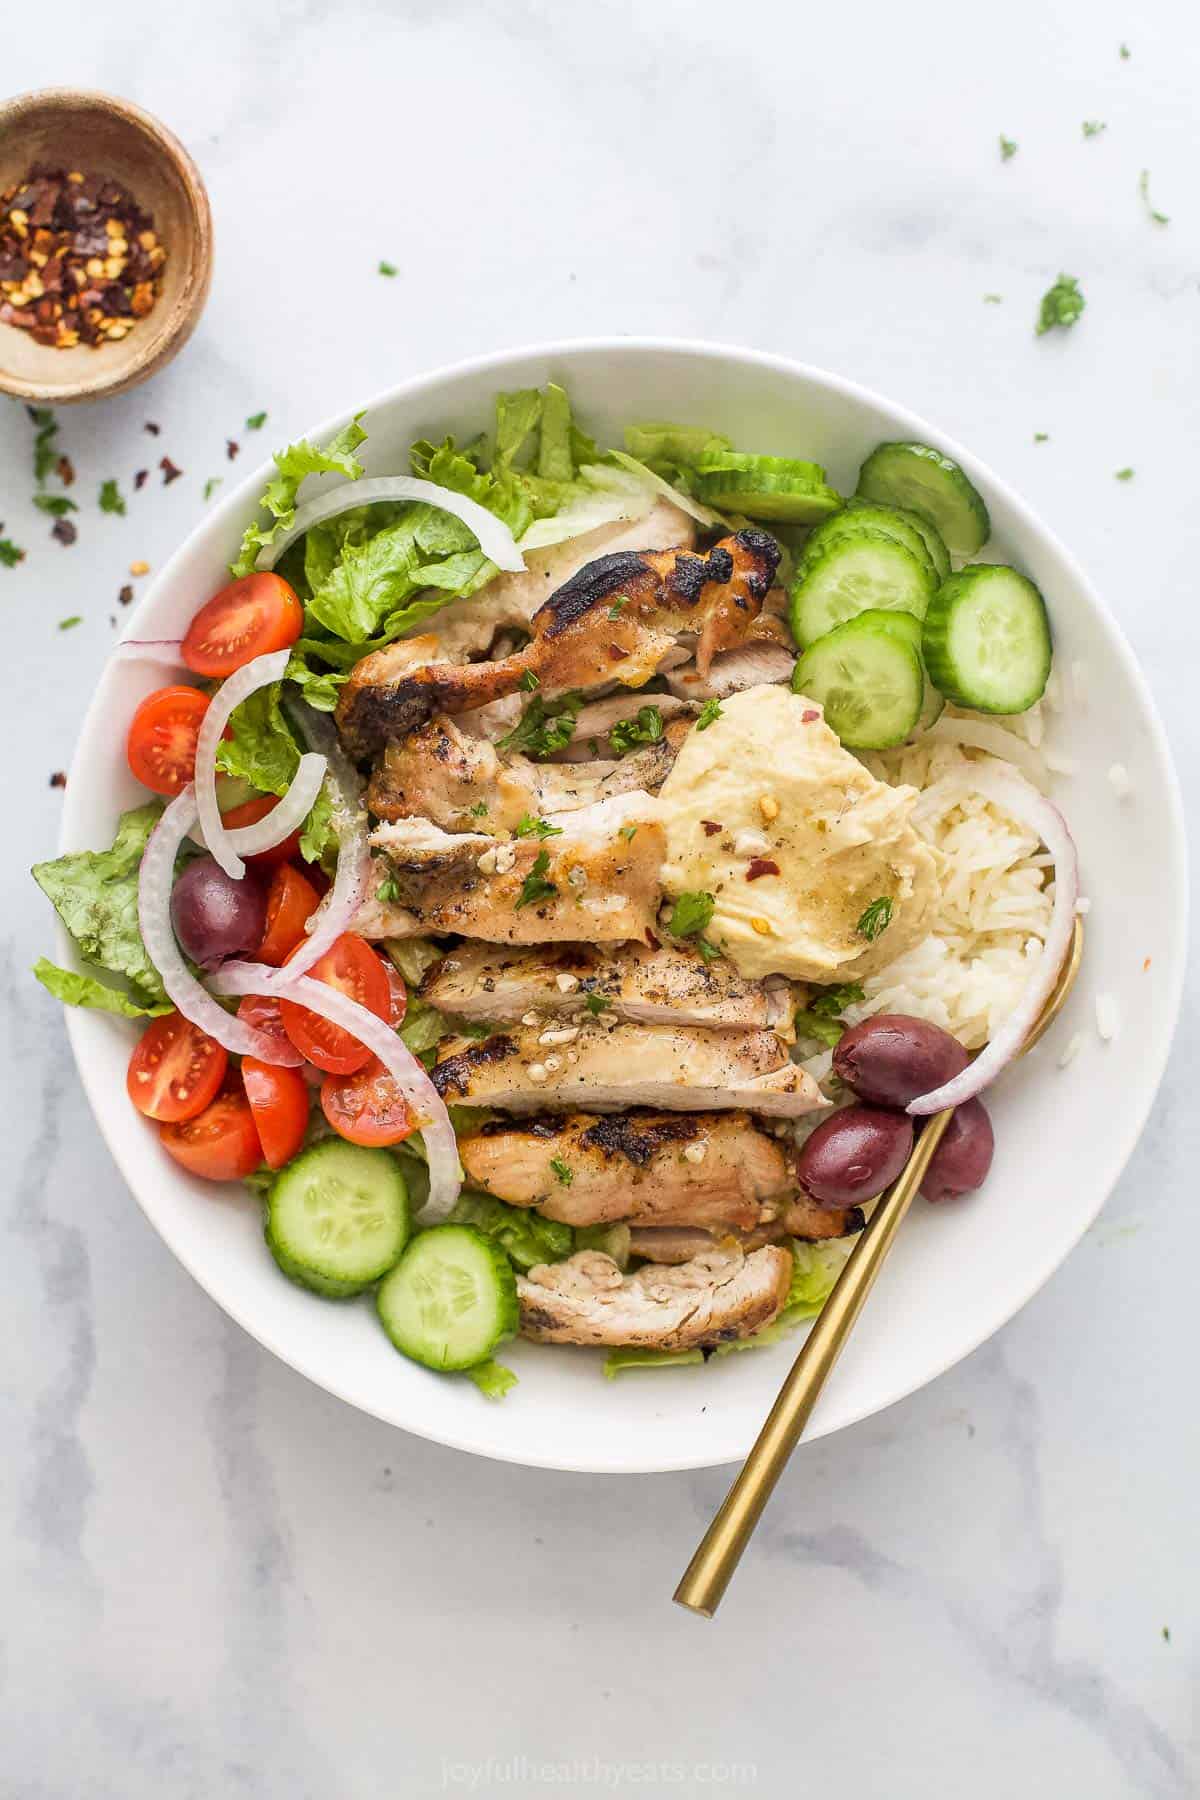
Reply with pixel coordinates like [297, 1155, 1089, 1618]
[60, 340, 1187, 1473]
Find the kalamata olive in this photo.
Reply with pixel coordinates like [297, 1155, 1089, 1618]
[795, 1104, 914, 1206]
[922, 1099, 994, 1203]
[171, 855, 267, 968]
[833, 1014, 970, 1107]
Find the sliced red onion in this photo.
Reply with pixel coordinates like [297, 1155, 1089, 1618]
[907, 764, 1079, 1116]
[115, 638, 185, 663]
[194, 649, 292, 881]
[223, 752, 327, 856]
[136, 788, 302, 1065]
[259, 475, 525, 575]
[211, 960, 461, 1219]
[606, 450, 726, 528]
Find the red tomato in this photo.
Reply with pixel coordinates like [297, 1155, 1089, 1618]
[126, 1013, 228, 1123]
[321, 1057, 416, 1148]
[220, 793, 302, 869]
[278, 934, 390, 1074]
[181, 572, 303, 678]
[126, 685, 211, 796]
[158, 1085, 263, 1180]
[256, 864, 321, 966]
[236, 992, 294, 1058]
[240, 1058, 310, 1169]
[382, 961, 408, 1029]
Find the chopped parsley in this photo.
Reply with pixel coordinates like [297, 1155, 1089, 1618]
[998, 135, 1018, 161]
[203, 477, 223, 501]
[515, 814, 563, 839]
[619, 825, 638, 843]
[1119, 42, 1131, 59]
[1138, 169, 1169, 224]
[0, 538, 25, 568]
[1115, 468, 1135, 481]
[609, 706, 664, 755]
[518, 669, 541, 691]
[375, 877, 401, 903]
[514, 848, 558, 911]
[33, 494, 77, 517]
[98, 478, 127, 516]
[695, 697, 723, 731]
[855, 896, 894, 941]
[1082, 120, 1107, 138]
[694, 937, 722, 964]
[500, 692, 582, 759]
[795, 980, 865, 1047]
[667, 890, 715, 939]
[1036, 274, 1086, 336]
[245, 412, 268, 430]
[57, 615, 82, 631]
[583, 993, 607, 1016]
[549, 1156, 574, 1186]
[1034, 431, 1050, 443]
[378, 260, 398, 277]
[467, 801, 489, 818]
[606, 594, 630, 619]
[983, 293, 1003, 304]
[28, 406, 58, 486]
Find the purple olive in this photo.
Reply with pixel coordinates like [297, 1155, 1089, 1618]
[833, 1014, 969, 1107]
[171, 855, 267, 969]
[796, 1104, 914, 1206]
[922, 1099, 994, 1203]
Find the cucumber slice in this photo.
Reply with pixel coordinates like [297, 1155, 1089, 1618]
[856, 442, 990, 557]
[844, 497, 951, 582]
[694, 467, 844, 524]
[788, 528, 935, 649]
[863, 608, 946, 733]
[803, 503, 938, 586]
[266, 1140, 410, 1298]
[792, 614, 924, 749]
[377, 1225, 518, 1372]
[922, 565, 1051, 713]
[695, 451, 826, 483]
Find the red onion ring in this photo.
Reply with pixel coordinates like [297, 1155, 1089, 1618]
[212, 960, 461, 1219]
[906, 763, 1079, 1115]
[115, 638, 184, 663]
[223, 753, 327, 856]
[260, 475, 524, 575]
[136, 788, 302, 1065]
[194, 649, 292, 881]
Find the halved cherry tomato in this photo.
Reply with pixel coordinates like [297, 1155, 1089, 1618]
[256, 863, 321, 966]
[181, 572, 303, 678]
[220, 793, 302, 869]
[126, 1012, 228, 1123]
[158, 1084, 263, 1180]
[278, 933, 390, 1074]
[321, 1057, 417, 1148]
[126, 685, 211, 796]
[382, 961, 408, 1029]
[236, 992, 294, 1058]
[240, 1058, 310, 1169]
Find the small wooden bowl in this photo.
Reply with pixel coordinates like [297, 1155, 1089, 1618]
[0, 89, 212, 404]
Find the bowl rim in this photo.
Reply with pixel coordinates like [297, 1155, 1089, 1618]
[61, 336, 1189, 1472]
[0, 86, 213, 404]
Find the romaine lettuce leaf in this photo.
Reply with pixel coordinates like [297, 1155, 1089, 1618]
[33, 958, 172, 1018]
[215, 682, 301, 796]
[231, 416, 367, 577]
[464, 1359, 518, 1400]
[32, 803, 168, 1006]
[447, 1192, 574, 1271]
[602, 1346, 705, 1378]
[623, 420, 733, 476]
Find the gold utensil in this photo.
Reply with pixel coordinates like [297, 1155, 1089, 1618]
[674, 916, 1085, 1619]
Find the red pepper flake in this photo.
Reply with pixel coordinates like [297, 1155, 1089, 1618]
[226, 438, 240, 461]
[51, 517, 77, 547]
[118, 583, 133, 605]
[144, 421, 160, 436]
[746, 858, 781, 881]
[55, 454, 75, 486]
[49, 770, 67, 789]
[801, 709, 820, 723]
[133, 468, 148, 490]
[1143, 956, 1152, 971]
[701, 819, 723, 836]
[159, 456, 182, 485]
[607, 643, 624, 661]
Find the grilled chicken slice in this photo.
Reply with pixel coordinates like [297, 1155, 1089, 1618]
[423, 939, 792, 1031]
[552, 692, 698, 762]
[518, 1244, 793, 1348]
[366, 712, 689, 830]
[411, 497, 697, 665]
[667, 638, 796, 701]
[626, 1194, 865, 1261]
[370, 792, 664, 945]
[335, 528, 781, 759]
[458, 1110, 792, 1229]
[432, 1019, 825, 1116]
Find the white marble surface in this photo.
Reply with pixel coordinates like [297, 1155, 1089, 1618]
[2, 3, 1197, 1794]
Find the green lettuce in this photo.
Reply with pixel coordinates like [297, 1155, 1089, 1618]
[231, 416, 367, 577]
[447, 1192, 574, 1271]
[382, 937, 445, 987]
[464, 1359, 518, 1401]
[623, 420, 733, 491]
[32, 803, 168, 1007]
[33, 958, 171, 1019]
[215, 682, 300, 796]
[603, 1346, 705, 1378]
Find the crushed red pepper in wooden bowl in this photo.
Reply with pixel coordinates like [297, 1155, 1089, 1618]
[0, 164, 166, 350]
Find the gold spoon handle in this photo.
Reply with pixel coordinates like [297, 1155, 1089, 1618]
[673, 1109, 952, 1618]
